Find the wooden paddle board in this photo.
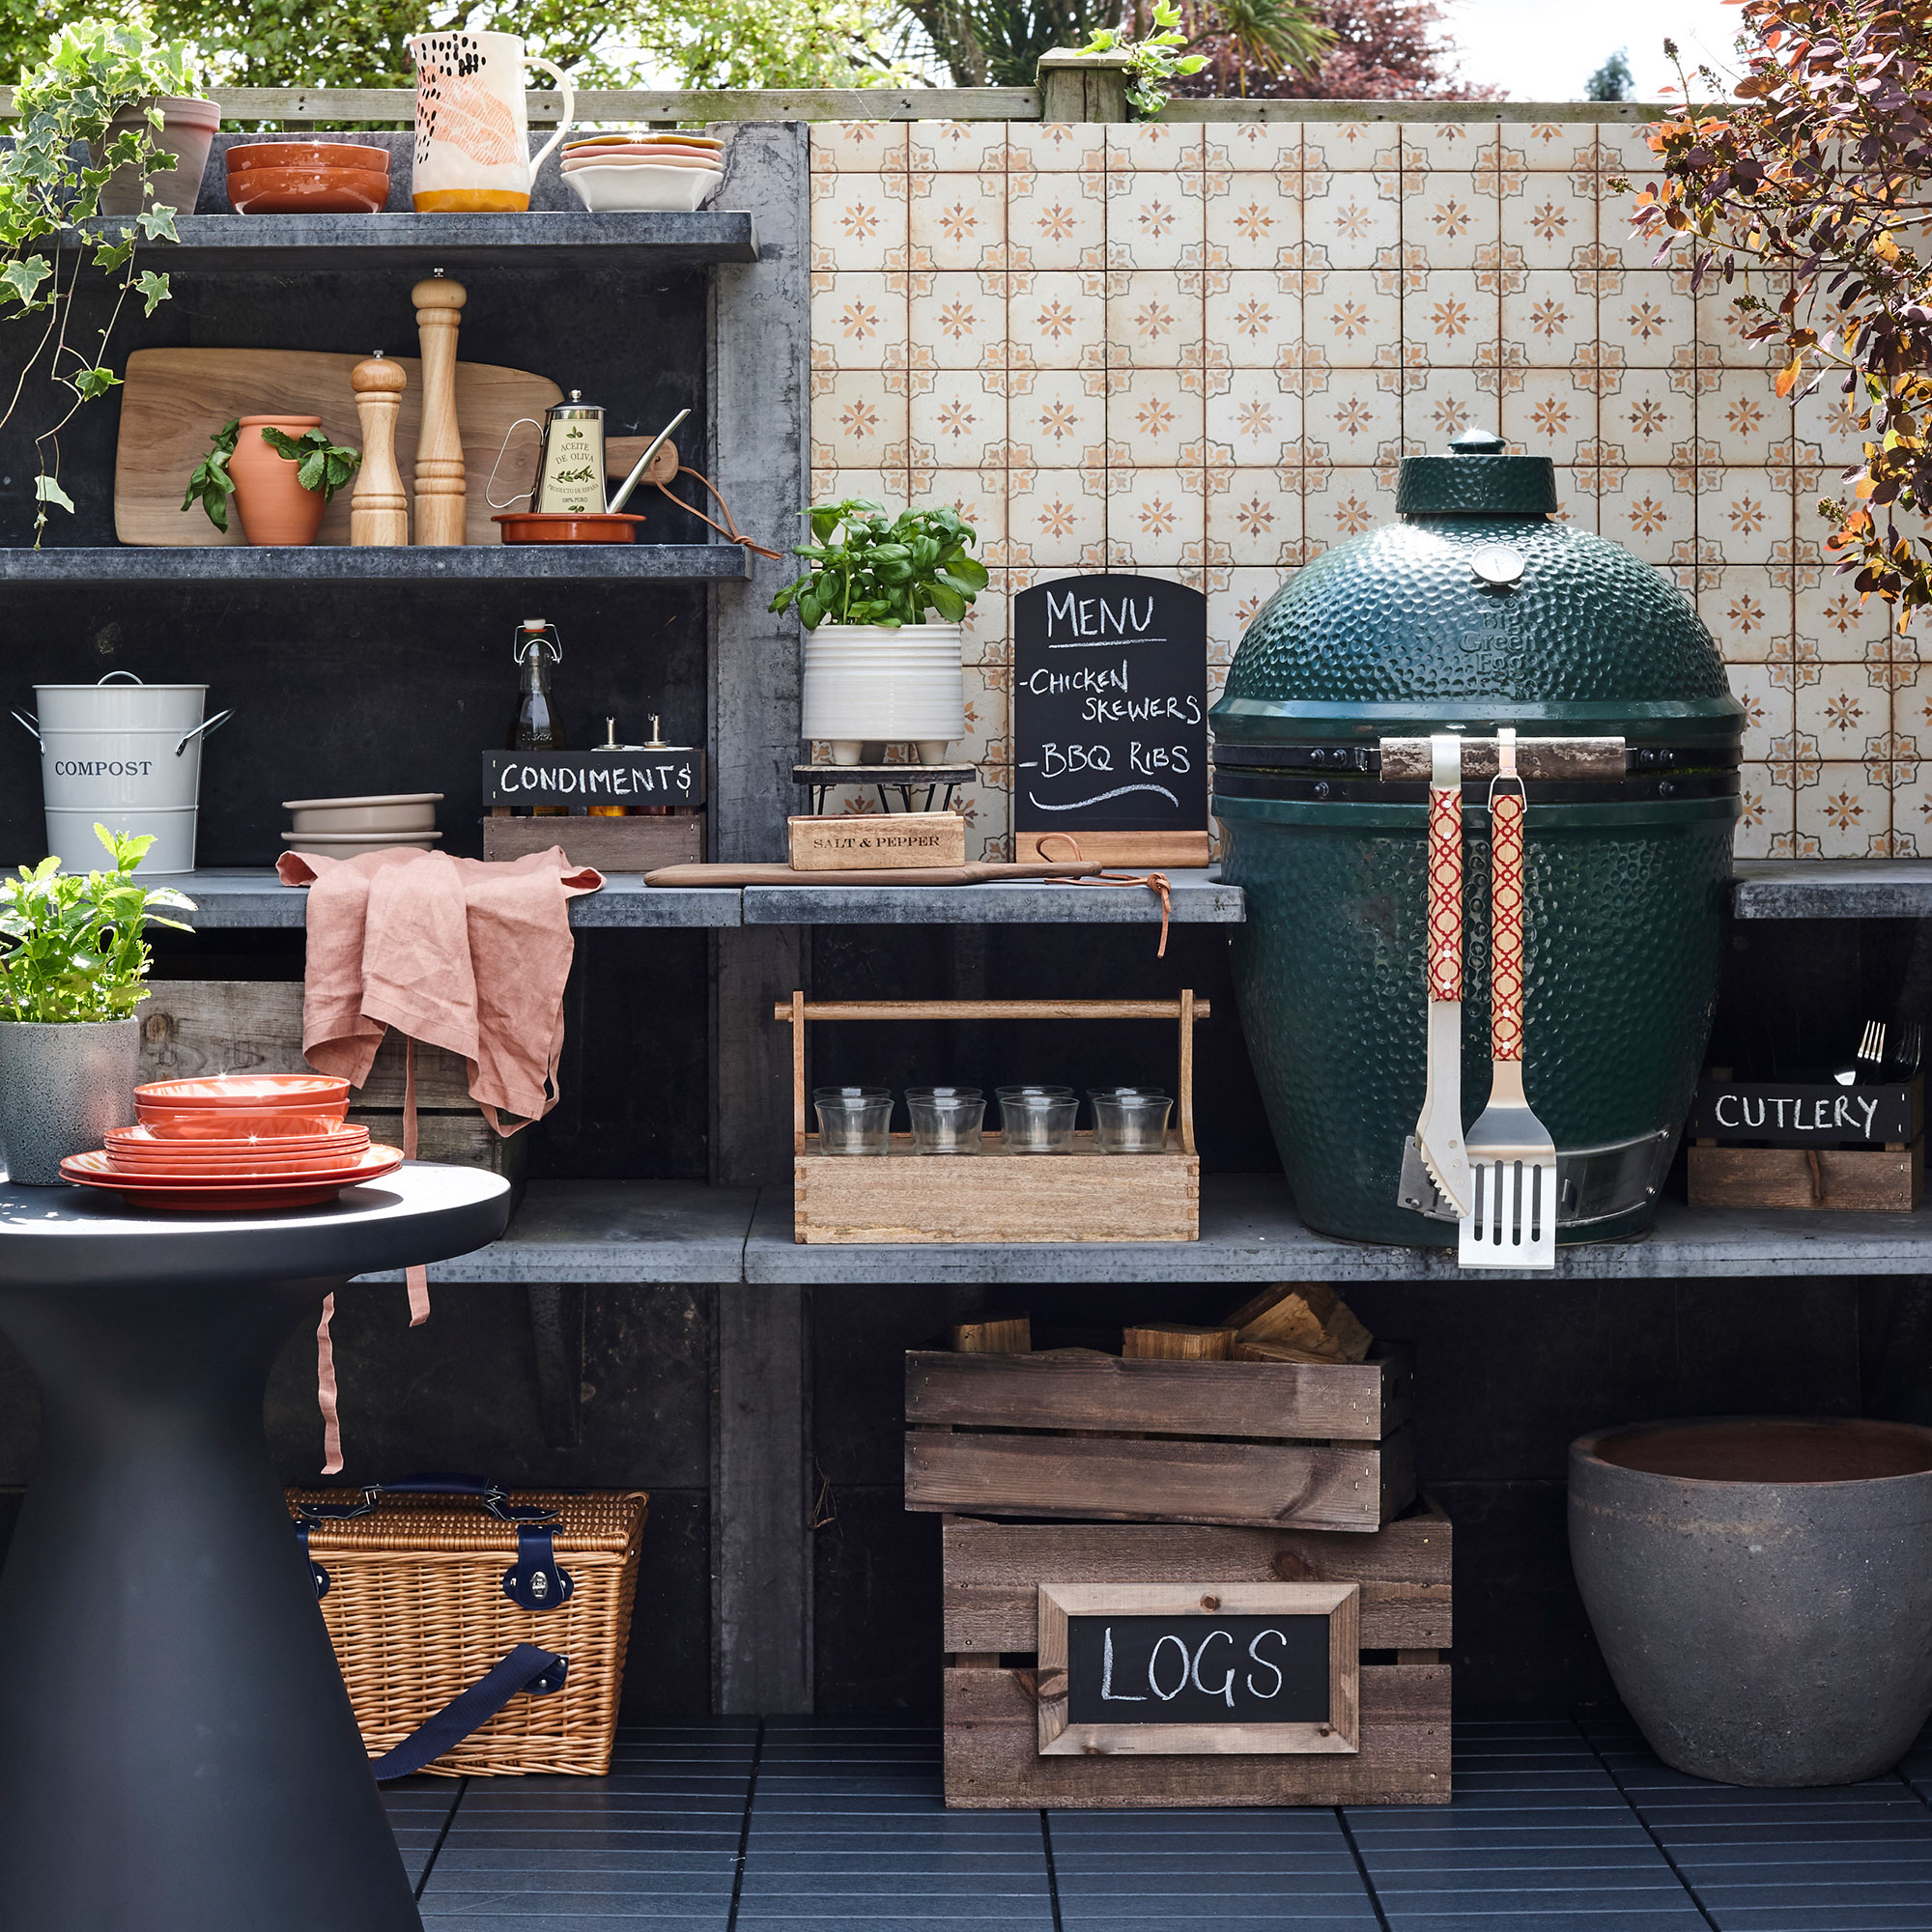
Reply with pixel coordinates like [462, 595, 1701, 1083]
[641, 861, 1103, 887]
[115, 348, 564, 546]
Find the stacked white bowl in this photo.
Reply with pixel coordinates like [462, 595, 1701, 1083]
[561, 133, 724, 213]
[800, 623, 966, 765]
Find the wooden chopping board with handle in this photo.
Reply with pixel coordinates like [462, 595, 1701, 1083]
[115, 348, 564, 547]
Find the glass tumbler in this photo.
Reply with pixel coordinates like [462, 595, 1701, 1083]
[907, 1086, 984, 1155]
[813, 1086, 893, 1154]
[996, 1084, 1077, 1154]
[1090, 1087, 1173, 1153]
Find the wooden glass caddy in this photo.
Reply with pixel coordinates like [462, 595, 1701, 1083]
[776, 992, 1208, 1243]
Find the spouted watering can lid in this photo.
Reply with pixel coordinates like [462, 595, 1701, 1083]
[1396, 429, 1558, 518]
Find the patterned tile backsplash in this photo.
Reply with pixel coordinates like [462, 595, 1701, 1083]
[807, 118, 1890, 862]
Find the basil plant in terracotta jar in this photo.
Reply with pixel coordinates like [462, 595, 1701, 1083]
[772, 499, 986, 766]
[0, 826, 194, 1183]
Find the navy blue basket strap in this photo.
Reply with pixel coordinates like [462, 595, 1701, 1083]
[369, 1643, 569, 1781]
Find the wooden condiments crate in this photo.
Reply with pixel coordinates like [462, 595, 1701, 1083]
[938, 1504, 1451, 1806]
[481, 812, 703, 870]
[138, 980, 526, 1192]
[778, 992, 1208, 1243]
[904, 1346, 1415, 1533]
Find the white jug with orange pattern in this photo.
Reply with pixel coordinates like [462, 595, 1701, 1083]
[408, 31, 576, 213]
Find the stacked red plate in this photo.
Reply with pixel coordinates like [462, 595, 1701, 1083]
[62, 1073, 403, 1209]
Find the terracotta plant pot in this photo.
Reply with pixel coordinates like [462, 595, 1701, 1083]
[94, 98, 220, 216]
[227, 415, 327, 546]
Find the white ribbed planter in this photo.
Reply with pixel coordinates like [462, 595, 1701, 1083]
[801, 623, 965, 765]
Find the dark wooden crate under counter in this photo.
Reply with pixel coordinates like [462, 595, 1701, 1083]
[939, 1504, 1450, 1807]
[904, 1347, 1415, 1534]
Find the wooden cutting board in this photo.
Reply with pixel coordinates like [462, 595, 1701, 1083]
[115, 348, 564, 547]
[641, 862, 1104, 887]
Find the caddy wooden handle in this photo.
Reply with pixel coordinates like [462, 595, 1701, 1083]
[774, 999, 1209, 1022]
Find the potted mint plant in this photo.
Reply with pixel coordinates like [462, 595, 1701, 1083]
[771, 499, 987, 765]
[0, 826, 195, 1183]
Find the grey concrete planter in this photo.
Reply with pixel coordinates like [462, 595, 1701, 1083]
[0, 1017, 139, 1184]
[1570, 1417, 1932, 1785]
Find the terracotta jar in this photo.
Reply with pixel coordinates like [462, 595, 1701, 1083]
[228, 415, 327, 546]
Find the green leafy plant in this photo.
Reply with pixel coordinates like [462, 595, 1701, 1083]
[258, 424, 360, 503]
[0, 825, 195, 1024]
[770, 499, 988, 629]
[1080, 0, 1207, 117]
[181, 415, 239, 530]
[0, 18, 194, 538]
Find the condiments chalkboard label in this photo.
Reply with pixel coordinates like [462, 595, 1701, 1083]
[483, 749, 704, 810]
[1037, 1583, 1359, 1757]
[1012, 575, 1208, 838]
[1686, 1077, 1920, 1148]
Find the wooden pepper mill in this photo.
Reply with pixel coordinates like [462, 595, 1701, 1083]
[412, 270, 467, 546]
[349, 354, 409, 546]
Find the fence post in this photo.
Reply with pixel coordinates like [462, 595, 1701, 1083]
[1036, 50, 1136, 123]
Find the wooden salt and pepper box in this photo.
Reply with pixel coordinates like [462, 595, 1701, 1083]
[349, 355, 410, 546]
[412, 271, 467, 546]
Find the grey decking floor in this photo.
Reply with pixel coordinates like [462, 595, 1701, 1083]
[379, 1718, 1932, 1930]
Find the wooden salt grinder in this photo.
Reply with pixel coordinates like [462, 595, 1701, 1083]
[412, 271, 466, 546]
[349, 354, 409, 546]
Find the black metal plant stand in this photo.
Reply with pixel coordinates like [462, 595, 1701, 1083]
[0, 1167, 510, 1932]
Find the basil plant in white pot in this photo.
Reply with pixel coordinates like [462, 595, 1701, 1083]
[0, 826, 195, 1183]
[771, 499, 987, 766]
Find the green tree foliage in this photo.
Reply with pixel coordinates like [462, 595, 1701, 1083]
[1585, 46, 1633, 101]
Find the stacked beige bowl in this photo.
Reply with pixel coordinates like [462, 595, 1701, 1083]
[284, 793, 442, 859]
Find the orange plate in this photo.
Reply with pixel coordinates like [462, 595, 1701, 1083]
[63, 1147, 404, 1209]
[493, 511, 644, 545]
[106, 1141, 373, 1177]
[228, 167, 392, 215]
[137, 1073, 351, 1107]
[107, 1122, 367, 1152]
[226, 142, 391, 173]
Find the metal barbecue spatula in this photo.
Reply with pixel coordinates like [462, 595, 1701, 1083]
[1460, 728, 1556, 1269]
[1407, 733, 1472, 1220]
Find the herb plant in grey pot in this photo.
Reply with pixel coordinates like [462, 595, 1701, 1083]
[0, 825, 194, 1184]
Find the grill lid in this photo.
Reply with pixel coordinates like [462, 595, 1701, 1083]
[1396, 429, 1558, 517]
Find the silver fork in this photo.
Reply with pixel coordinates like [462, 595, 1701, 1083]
[1889, 1020, 1922, 1081]
[1859, 1020, 1888, 1085]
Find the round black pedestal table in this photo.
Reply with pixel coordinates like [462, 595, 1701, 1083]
[0, 1165, 512, 1932]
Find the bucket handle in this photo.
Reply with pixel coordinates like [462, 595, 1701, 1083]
[174, 709, 233, 758]
[96, 670, 144, 687]
[11, 709, 38, 745]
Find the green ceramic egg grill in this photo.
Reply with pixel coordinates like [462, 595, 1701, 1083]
[1209, 433, 1744, 1246]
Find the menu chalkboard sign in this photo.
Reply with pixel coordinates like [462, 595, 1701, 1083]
[1037, 1583, 1359, 1756]
[483, 749, 704, 811]
[1012, 574, 1208, 860]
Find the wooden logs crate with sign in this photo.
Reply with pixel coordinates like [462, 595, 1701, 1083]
[136, 980, 527, 1194]
[909, 1288, 1446, 1806]
[779, 993, 1206, 1242]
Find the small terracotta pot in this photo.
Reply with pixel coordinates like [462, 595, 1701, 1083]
[227, 415, 327, 546]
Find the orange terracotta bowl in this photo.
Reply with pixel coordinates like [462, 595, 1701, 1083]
[227, 166, 392, 214]
[493, 511, 646, 544]
[226, 141, 391, 174]
[134, 1104, 354, 1137]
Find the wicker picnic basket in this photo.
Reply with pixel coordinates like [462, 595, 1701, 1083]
[288, 1484, 648, 1777]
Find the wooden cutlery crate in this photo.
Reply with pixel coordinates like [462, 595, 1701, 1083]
[937, 1503, 1451, 1807]
[1685, 1072, 1924, 1211]
[904, 1345, 1416, 1533]
[778, 993, 1207, 1243]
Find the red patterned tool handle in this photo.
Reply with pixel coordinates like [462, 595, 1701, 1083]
[1490, 788, 1525, 1063]
[1426, 781, 1463, 1002]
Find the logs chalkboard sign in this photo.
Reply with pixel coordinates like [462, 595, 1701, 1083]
[1037, 1583, 1359, 1756]
[482, 748, 704, 812]
[1011, 574, 1209, 867]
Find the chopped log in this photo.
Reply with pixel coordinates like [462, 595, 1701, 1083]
[1323, 1302, 1375, 1365]
[1233, 1339, 1343, 1366]
[1122, 1323, 1236, 1361]
[950, 1316, 1032, 1354]
[1225, 1289, 1329, 1352]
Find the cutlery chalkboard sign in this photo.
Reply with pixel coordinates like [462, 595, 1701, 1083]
[1037, 1583, 1359, 1756]
[1686, 1076, 1921, 1148]
[483, 748, 704, 811]
[1012, 574, 1209, 866]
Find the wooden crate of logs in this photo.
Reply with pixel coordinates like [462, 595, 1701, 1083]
[135, 980, 526, 1194]
[939, 1503, 1451, 1806]
[906, 1289, 1414, 1534]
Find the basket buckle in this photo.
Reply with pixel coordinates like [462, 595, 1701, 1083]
[502, 1523, 576, 1613]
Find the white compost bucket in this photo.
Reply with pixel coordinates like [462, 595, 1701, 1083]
[13, 673, 231, 876]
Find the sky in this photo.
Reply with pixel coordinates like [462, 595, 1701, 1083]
[1439, 0, 1745, 101]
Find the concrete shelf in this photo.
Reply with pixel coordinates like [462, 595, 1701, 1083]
[72, 210, 760, 273]
[1734, 859, 1932, 919]
[0, 544, 751, 584]
[355, 1173, 1932, 1285]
